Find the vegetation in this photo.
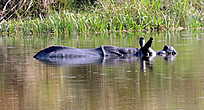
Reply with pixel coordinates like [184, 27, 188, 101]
[0, 0, 204, 35]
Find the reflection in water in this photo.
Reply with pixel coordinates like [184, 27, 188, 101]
[36, 55, 156, 71]
[35, 54, 176, 73]
[1, 32, 204, 110]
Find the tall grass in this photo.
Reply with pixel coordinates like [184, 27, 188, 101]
[0, 0, 204, 35]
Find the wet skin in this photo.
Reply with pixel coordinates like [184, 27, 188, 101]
[34, 37, 177, 65]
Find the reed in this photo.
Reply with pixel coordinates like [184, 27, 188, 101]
[0, 0, 203, 35]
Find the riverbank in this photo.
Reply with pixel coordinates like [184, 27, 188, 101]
[0, 0, 204, 35]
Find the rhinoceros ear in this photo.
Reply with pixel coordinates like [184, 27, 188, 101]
[144, 37, 153, 49]
[140, 37, 153, 53]
[139, 37, 145, 48]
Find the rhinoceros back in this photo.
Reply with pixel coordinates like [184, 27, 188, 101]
[34, 46, 70, 59]
[34, 46, 104, 60]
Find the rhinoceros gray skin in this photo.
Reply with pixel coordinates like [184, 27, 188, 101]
[33, 37, 177, 65]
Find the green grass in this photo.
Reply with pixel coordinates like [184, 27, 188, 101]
[0, 0, 204, 35]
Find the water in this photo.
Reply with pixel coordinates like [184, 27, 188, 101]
[1, 31, 204, 110]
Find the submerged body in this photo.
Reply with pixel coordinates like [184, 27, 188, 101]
[33, 37, 177, 65]
[34, 45, 140, 59]
[33, 45, 142, 65]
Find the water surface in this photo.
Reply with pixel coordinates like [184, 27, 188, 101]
[1, 31, 204, 110]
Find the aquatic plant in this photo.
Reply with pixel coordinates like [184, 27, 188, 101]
[0, 0, 203, 35]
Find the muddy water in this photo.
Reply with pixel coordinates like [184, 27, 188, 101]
[0, 31, 204, 110]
